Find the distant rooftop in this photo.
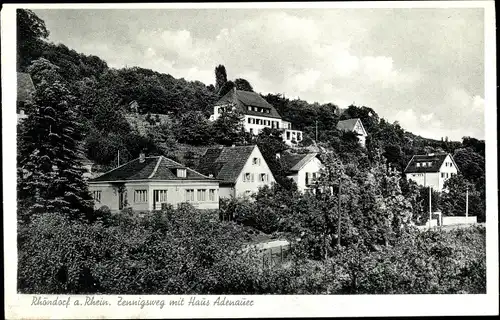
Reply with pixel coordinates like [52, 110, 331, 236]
[215, 89, 282, 119]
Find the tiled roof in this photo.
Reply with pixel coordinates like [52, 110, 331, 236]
[196, 145, 256, 184]
[404, 153, 453, 173]
[336, 118, 360, 132]
[17, 72, 36, 102]
[215, 89, 282, 119]
[90, 156, 213, 182]
[280, 152, 319, 173]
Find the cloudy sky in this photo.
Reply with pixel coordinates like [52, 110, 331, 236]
[34, 8, 485, 140]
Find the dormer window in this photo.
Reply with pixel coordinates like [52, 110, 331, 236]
[416, 163, 421, 167]
[421, 162, 426, 167]
[177, 168, 187, 178]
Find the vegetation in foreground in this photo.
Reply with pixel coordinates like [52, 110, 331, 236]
[18, 203, 486, 294]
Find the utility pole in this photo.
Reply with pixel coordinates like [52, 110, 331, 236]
[428, 186, 432, 230]
[337, 176, 342, 248]
[465, 185, 469, 219]
[315, 120, 318, 142]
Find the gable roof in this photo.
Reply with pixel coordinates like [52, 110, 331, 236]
[215, 89, 282, 119]
[17, 72, 36, 102]
[336, 118, 367, 136]
[196, 145, 257, 184]
[280, 152, 320, 173]
[89, 156, 214, 182]
[404, 153, 456, 173]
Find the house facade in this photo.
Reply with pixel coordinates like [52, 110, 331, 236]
[336, 118, 367, 147]
[404, 153, 459, 191]
[280, 151, 324, 193]
[17, 72, 36, 122]
[88, 154, 220, 211]
[196, 145, 275, 198]
[209, 88, 303, 146]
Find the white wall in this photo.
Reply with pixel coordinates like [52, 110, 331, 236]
[406, 172, 440, 191]
[243, 114, 283, 135]
[233, 146, 276, 198]
[442, 216, 477, 225]
[290, 157, 323, 192]
[88, 180, 220, 212]
[437, 154, 459, 191]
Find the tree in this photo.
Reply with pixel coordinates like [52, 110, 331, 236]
[256, 128, 295, 189]
[17, 9, 49, 71]
[212, 107, 246, 146]
[440, 174, 485, 222]
[175, 111, 213, 145]
[215, 64, 227, 93]
[234, 78, 254, 92]
[218, 80, 235, 97]
[17, 69, 94, 221]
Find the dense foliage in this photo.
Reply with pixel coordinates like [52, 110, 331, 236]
[18, 204, 486, 294]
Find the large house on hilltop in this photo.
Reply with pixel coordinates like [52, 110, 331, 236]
[336, 118, 367, 147]
[279, 151, 324, 193]
[196, 145, 275, 198]
[88, 154, 220, 211]
[404, 153, 459, 192]
[17, 72, 36, 122]
[209, 88, 304, 146]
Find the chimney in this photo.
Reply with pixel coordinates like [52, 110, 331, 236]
[139, 152, 146, 163]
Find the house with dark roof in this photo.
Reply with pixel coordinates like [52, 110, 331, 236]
[196, 145, 275, 198]
[279, 151, 324, 193]
[17, 72, 36, 122]
[404, 153, 459, 191]
[88, 153, 220, 211]
[336, 118, 367, 147]
[209, 88, 304, 146]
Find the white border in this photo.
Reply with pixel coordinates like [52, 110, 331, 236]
[2, 2, 498, 318]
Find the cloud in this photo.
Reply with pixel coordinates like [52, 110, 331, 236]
[34, 9, 484, 140]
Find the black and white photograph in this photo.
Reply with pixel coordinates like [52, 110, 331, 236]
[3, 1, 498, 318]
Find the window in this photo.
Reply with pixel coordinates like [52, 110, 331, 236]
[297, 133, 302, 141]
[244, 173, 255, 182]
[252, 157, 260, 165]
[247, 106, 251, 111]
[134, 190, 148, 203]
[286, 132, 291, 140]
[248, 118, 251, 123]
[428, 162, 432, 167]
[155, 190, 168, 202]
[197, 189, 207, 201]
[185, 189, 195, 202]
[416, 163, 421, 167]
[259, 173, 268, 182]
[177, 168, 187, 178]
[422, 162, 427, 167]
[441, 172, 446, 178]
[249, 128, 254, 134]
[276, 122, 280, 129]
[209, 189, 217, 201]
[92, 190, 102, 203]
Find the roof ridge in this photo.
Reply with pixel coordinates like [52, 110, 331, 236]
[148, 156, 163, 179]
[89, 157, 138, 181]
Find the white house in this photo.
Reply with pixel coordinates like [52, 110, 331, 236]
[88, 154, 220, 212]
[209, 88, 303, 146]
[279, 151, 324, 193]
[336, 118, 367, 147]
[17, 72, 36, 123]
[196, 145, 275, 198]
[404, 153, 459, 192]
